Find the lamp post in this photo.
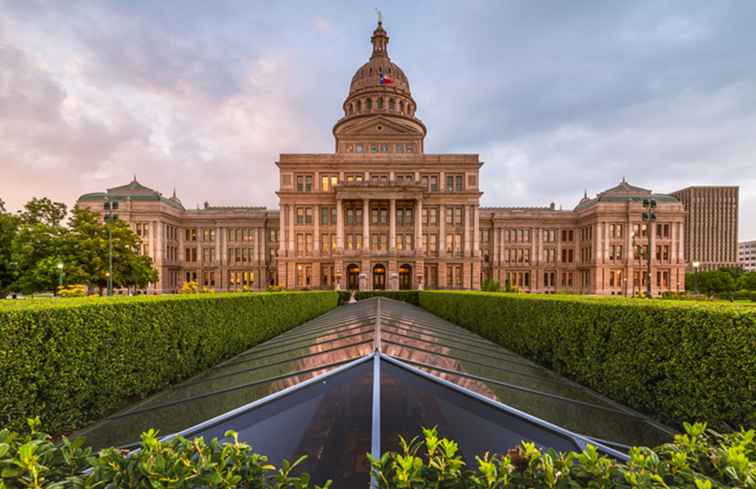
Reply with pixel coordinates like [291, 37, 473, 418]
[642, 198, 657, 298]
[56, 262, 64, 296]
[692, 261, 700, 294]
[103, 196, 119, 296]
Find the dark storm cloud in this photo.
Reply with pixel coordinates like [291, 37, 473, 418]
[0, 0, 754, 237]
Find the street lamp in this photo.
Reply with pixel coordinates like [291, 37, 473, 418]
[56, 262, 64, 296]
[642, 198, 657, 298]
[692, 261, 701, 294]
[103, 196, 119, 296]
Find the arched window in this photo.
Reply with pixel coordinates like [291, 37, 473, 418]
[357, 100, 362, 113]
[389, 98, 396, 111]
[348, 103, 353, 115]
[399, 100, 405, 113]
[366, 98, 373, 111]
[377, 97, 384, 110]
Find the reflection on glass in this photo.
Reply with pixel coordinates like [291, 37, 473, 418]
[183, 360, 374, 488]
[381, 360, 579, 462]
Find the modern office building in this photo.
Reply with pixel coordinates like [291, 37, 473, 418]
[78, 21, 690, 295]
[671, 186, 739, 271]
[739, 240, 756, 272]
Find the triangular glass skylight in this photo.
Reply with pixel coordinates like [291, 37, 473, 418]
[77, 297, 674, 487]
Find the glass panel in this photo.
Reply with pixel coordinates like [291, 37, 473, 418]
[180, 360, 374, 489]
[378, 299, 673, 449]
[411, 365, 670, 448]
[380, 360, 580, 463]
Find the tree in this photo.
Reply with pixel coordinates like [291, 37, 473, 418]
[0, 212, 19, 297]
[686, 270, 736, 295]
[10, 217, 67, 294]
[0, 197, 6, 213]
[18, 197, 67, 227]
[63, 207, 157, 292]
[6, 201, 157, 295]
[737, 271, 756, 291]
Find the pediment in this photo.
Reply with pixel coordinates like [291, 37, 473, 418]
[337, 116, 422, 137]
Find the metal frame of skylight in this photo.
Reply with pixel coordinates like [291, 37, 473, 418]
[378, 352, 630, 461]
[107, 356, 367, 420]
[160, 354, 375, 443]
[177, 338, 375, 388]
[381, 320, 527, 357]
[391, 355, 648, 419]
[218, 326, 375, 369]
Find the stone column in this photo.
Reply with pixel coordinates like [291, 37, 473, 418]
[154, 221, 163, 292]
[336, 199, 344, 252]
[415, 199, 423, 253]
[288, 205, 295, 255]
[363, 198, 370, 251]
[279, 205, 286, 257]
[439, 204, 446, 257]
[314, 205, 320, 256]
[464, 205, 472, 256]
[389, 198, 396, 252]
[473, 205, 480, 257]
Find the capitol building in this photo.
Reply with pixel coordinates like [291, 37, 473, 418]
[79, 21, 737, 295]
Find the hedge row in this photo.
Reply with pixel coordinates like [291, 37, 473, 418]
[0, 291, 338, 434]
[418, 291, 756, 430]
[337, 290, 421, 305]
[3, 421, 754, 488]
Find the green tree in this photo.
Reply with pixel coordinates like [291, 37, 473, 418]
[0, 197, 6, 212]
[10, 218, 67, 294]
[63, 207, 157, 292]
[0, 211, 19, 297]
[737, 271, 756, 291]
[686, 270, 737, 295]
[18, 197, 68, 226]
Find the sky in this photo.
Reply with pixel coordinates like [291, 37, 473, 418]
[1, 1, 755, 239]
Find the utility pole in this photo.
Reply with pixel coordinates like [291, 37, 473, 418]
[104, 195, 119, 296]
[642, 198, 657, 298]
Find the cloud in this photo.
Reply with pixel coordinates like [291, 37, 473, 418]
[0, 0, 754, 239]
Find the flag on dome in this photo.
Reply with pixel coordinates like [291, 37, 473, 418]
[380, 73, 393, 85]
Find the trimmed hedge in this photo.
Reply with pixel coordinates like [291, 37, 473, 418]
[419, 291, 756, 430]
[355, 290, 420, 305]
[0, 291, 337, 434]
[336, 290, 420, 305]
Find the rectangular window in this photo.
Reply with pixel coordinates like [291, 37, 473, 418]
[456, 175, 463, 192]
[430, 175, 438, 192]
[305, 207, 313, 224]
[296, 207, 305, 225]
[321, 207, 330, 225]
[305, 175, 313, 192]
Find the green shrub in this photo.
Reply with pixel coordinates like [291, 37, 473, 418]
[57, 284, 87, 298]
[2, 421, 754, 488]
[419, 291, 756, 430]
[481, 278, 501, 292]
[0, 291, 337, 435]
[337, 290, 352, 305]
[370, 424, 755, 489]
[355, 290, 420, 305]
[0, 418, 329, 489]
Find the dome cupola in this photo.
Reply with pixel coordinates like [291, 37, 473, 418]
[333, 19, 427, 153]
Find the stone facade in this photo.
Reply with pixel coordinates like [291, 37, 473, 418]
[77, 21, 692, 296]
[671, 186, 739, 271]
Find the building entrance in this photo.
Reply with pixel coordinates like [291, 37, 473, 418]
[347, 264, 360, 290]
[372, 264, 386, 290]
[399, 264, 412, 290]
